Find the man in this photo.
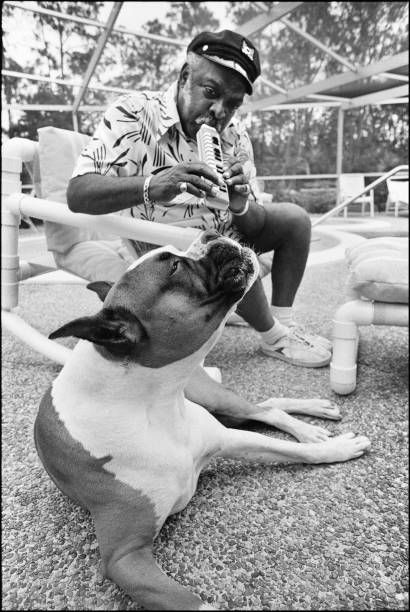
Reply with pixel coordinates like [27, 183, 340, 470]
[67, 29, 331, 368]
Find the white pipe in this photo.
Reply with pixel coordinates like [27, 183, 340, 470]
[2, 310, 70, 365]
[1, 205, 20, 311]
[5, 193, 201, 250]
[330, 299, 409, 395]
[334, 299, 375, 326]
[2, 138, 38, 163]
[373, 302, 409, 326]
[330, 300, 374, 395]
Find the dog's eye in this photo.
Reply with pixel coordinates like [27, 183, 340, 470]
[170, 260, 179, 275]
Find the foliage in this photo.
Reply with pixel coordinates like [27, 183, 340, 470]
[2, 1, 103, 138]
[2, 0, 408, 188]
[100, 2, 220, 94]
[269, 185, 338, 214]
[229, 1, 408, 177]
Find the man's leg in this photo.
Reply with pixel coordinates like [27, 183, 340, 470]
[234, 202, 332, 367]
[53, 240, 133, 283]
[237, 202, 310, 320]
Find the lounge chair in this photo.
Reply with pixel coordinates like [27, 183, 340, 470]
[385, 176, 409, 217]
[330, 237, 408, 394]
[339, 173, 375, 218]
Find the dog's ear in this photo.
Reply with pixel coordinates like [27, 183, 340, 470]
[49, 308, 146, 351]
[86, 281, 114, 302]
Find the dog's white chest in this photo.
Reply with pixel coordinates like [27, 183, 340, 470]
[51, 342, 220, 527]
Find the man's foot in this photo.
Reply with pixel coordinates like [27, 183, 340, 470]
[289, 323, 332, 351]
[226, 316, 332, 355]
[260, 327, 331, 368]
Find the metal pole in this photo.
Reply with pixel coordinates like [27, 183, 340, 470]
[72, 112, 79, 132]
[335, 107, 344, 213]
[71, 3, 123, 117]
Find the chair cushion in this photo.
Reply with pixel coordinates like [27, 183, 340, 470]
[346, 237, 408, 303]
[37, 126, 117, 254]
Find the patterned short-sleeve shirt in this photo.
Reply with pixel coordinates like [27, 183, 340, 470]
[72, 81, 259, 240]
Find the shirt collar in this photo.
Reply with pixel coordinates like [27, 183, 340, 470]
[157, 81, 181, 139]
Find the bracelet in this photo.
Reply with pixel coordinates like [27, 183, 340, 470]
[143, 175, 154, 206]
[229, 199, 249, 216]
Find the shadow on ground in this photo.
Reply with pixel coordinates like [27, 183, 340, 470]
[2, 258, 408, 610]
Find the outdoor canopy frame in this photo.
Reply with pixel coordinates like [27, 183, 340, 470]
[2, 0, 409, 196]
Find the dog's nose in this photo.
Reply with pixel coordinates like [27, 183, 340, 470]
[200, 229, 221, 244]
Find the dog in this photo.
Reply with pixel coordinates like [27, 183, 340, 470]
[35, 230, 371, 610]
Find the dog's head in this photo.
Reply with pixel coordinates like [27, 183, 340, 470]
[49, 230, 259, 367]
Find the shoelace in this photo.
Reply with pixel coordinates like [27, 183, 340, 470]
[288, 327, 320, 349]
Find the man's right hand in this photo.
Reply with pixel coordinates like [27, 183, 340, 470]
[149, 163, 225, 202]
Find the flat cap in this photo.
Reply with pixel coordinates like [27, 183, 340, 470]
[187, 30, 261, 94]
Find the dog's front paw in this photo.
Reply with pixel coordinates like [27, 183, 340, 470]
[301, 399, 342, 421]
[291, 421, 332, 443]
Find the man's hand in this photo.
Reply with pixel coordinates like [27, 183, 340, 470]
[149, 163, 224, 203]
[223, 155, 251, 212]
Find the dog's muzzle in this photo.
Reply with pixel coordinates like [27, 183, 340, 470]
[187, 230, 258, 295]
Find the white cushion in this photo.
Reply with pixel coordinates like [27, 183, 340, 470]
[346, 237, 408, 303]
[37, 126, 116, 254]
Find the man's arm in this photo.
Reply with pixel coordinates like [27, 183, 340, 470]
[67, 164, 224, 216]
[67, 174, 145, 215]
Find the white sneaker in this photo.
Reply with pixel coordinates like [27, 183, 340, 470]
[260, 327, 331, 368]
[227, 315, 332, 355]
[226, 311, 249, 327]
[289, 323, 332, 352]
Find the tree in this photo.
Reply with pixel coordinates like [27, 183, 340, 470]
[228, 1, 408, 185]
[102, 2, 220, 93]
[2, 0, 408, 201]
[2, 1, 104, 138]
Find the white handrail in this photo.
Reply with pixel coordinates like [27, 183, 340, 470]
[312, 165, 409, 227]
[4, 193, 201, 250]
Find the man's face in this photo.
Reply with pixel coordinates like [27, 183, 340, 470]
[177, 56, 247, 139]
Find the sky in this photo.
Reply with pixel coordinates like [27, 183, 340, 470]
[2, 1, 235, 131]
[100, 1, 233, 30]
[4, 2, 234, 69]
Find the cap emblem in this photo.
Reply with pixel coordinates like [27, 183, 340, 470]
[241, 40, 254, 61]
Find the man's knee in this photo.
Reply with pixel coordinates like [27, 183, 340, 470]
[265, 202, 311, 239]
[53, 240, 131, 282]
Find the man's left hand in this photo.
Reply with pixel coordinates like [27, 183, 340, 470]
[223, 156, 251, 211]
[223, 156, 251, 194]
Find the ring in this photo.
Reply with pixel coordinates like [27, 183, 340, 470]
[179, 181, 188, 193]
[243, 184, 250, 194]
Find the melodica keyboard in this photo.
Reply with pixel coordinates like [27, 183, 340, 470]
[197, 124, 230, 211]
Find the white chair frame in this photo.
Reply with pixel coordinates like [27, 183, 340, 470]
[340, 173, 375, 219]
[330, 295, 408, 395]
[385, 176, 409, 217]
[2, 138, 202, 366]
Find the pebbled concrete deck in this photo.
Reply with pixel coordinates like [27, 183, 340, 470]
[2, 217, 408, 610]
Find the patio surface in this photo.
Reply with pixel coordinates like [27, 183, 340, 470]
[2, 214, 408, 610]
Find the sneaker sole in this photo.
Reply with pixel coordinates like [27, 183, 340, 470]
[260, 346, 331, 368]
[226, 314, 249, 327]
